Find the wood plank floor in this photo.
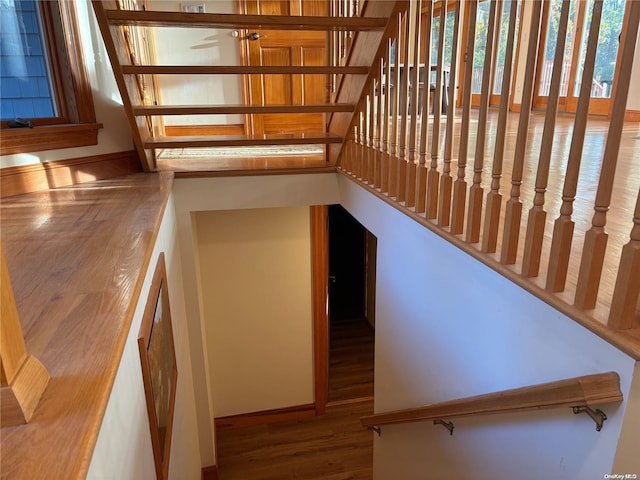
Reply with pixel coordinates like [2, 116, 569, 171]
[216, 399, 374, 480]
[328, 319, 375, 404]
[216, 319, 375, 479]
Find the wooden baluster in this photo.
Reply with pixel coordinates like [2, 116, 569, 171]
[501, 0, 543, 264]
[357, 109, 365, 179]
[381, 38, 393, 194]
[406, 0, 423, 208]
[522, 0, 571, 276]
[375, 58, 384, 189]
[609, 188, 640, 329]
[416, 1, 434, 214]
[438, 0, 461, 227]
[450, 0, 477, 234]
[575, 0, 640, 309]
[426, 1, 448, 219]
[368, 84, 376, 185]
[546, 0, 603, 291]
[396, 10, 412, 203]
[388, 14, 403, 199]
[481, 0, 518, 253]
[466, 0, 497, 243]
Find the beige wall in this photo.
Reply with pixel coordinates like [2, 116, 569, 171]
[195, 207, 314, 417]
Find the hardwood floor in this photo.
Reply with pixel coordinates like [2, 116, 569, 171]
[216, 319, 375, 479]
[328, 319, 375, 404]
[216, 399, 374, 480]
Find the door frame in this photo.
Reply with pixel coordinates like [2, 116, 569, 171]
[532, 0, 631, 116]
[311, 205, 329, 415]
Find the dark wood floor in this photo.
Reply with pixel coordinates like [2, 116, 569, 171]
[328, 318, 375, 404]
[216, 399, 374, 479]
[216, 318, 375, 479]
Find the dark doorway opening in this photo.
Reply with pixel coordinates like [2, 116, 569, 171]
[327, 205, 375, 404]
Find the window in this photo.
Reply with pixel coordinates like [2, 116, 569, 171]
[0, 0, 101, 155]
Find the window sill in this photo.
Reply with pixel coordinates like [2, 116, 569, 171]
[0, 123, 103, 156]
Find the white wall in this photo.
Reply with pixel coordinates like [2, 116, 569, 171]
[88, 192, 203, 480]
[337, 175, 638, 479]
[150, 0, 243, 126]
[0, 1, 133, 168]
[172, 173, 340, 463]
[195, 207, 314, 417]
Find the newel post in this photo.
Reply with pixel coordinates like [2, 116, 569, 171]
[1, 242, 50, 426]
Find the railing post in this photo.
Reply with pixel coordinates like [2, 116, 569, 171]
[450, 0, 477, 234]
[501, 0, 543, 265]
[575, 0, 640, 309]
[546, 0, 603, 292]
[438, 0, 462, 227]
[466, 0, 498, 243]
[522, 0, 571, 277]
[481, 0, 518, 254]
[1, 243, 50, 426]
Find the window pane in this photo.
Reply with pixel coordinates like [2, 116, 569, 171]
[493, 1, 521, 94]
[538, 0, 578, 97]
[471, 0, 491, 94]
[1, 0, 57, 121]
[573, 0, 625, 98]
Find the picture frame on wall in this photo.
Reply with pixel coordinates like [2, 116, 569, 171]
[138, 253, 178, 480]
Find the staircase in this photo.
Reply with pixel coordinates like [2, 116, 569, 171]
[91, 0, 404, 172]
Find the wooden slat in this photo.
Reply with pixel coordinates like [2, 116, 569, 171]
[438, 0, 461, 227]
[104, 9, 387, 30]
[121, 65, 370, 75]
[546, 0, 603, 292]
[395, 10, 411, 203]
[405, 0, 423, 209]
[388, 12, 403, 199]
[416, 1, 434, 214]
[381, 39, 393, 194]
[609, 189, 640, 329]
[144, 133, 343, 149]
[133, 104, 355, 115]
[426, 1, 447, 219]
[466, 0, 498, 244]
[361, 372, 623, 428]
[450, 0, 477, 234]
[481, 0, 518, 253]
[575, 0, 640, 310]
[521, 0, 571, 276]
[501, 0, 543, 265]
[374, 59, 385, 189]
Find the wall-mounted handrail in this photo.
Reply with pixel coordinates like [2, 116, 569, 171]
[360, 372, 622, 431]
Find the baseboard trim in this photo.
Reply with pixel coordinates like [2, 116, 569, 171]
[625, 110, 640, 121]
[165, 124, 244, 136]
[0, 150, 141, 198]
[215, 403, 316, 430]
[202, 465, 218, 480]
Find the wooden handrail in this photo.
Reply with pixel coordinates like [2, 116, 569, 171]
[360, 372, 622, 428]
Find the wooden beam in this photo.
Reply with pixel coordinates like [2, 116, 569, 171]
[144, 133, 342, 149]
[134, 104, 355, 116]
[104, 10, 387, 30]
[122, 65, 369, 75]
[361, 372, 622, 428]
